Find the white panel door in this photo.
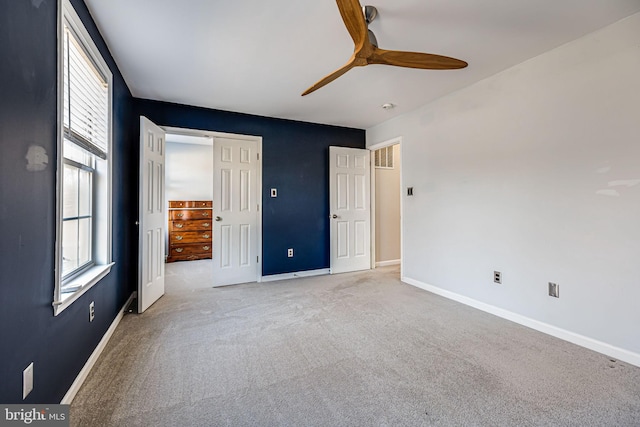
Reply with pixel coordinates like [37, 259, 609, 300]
[330, 146, 371, 274]
[138, 116, 165, 312]
[213, 137, 259, 286]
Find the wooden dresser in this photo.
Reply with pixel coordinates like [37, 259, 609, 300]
[167, 200, 213, 263]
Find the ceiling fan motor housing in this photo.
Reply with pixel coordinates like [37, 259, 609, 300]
[363, 5, 378, 24]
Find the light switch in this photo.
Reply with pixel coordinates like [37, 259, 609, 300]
[271, 188, 277, 198]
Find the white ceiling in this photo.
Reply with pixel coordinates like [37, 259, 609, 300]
[84, 0, 640, 130]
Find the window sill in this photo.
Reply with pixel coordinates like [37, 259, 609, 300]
[54, 263, 114, 316]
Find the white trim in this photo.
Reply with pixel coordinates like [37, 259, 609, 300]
[402, 276, 640, 368]
[261, 268, 330, 283]
[61, 292, 135, 404]
[54, 0, 114, 315]
[161, 126, 263, 283]
[368, 136, 402, 151]
[370, 151, 376, 269]
[368, 136, 403, 277]
[376, 259, 400, 267]
[54, 263, 114, 315]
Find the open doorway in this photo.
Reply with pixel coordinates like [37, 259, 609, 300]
[370, 137, 402, 272]
[165, 133, 214, 263]
[162, 127, 263, 287]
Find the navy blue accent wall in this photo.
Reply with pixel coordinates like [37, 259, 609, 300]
[0, 0, 135, 403]
[133, 100, 365, 276]
[0, 0, 363, 404]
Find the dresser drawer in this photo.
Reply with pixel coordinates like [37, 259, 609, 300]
[169, 230, 212, 244]
[169, 200, 212, 209]
[169, 209, 212, 221]
[169, 219, 212, 231]
[168, 243, 212, 259]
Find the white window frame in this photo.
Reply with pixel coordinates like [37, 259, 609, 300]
[54, 0, 114, 315]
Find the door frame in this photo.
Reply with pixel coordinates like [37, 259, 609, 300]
[368, 136, 403, 277]
[163, 126, 263, 283]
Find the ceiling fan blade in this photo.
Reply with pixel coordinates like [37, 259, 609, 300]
[302, 57, 356, 96]
[369, 48, 468, 70]
[336, 0, 368, 49]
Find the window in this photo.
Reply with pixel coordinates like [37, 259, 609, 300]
[54, 0, 113, 314]
[374, 146, 394, 169]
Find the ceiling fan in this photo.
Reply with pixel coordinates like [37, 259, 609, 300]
[302, 0, 468, 96]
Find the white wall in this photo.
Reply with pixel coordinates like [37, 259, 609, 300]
[165, 141, 213, 202]
[367, 13, 640, 363]
[375, 144, 401, 264]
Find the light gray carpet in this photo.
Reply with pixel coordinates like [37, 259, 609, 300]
[70, 262, 640, 426]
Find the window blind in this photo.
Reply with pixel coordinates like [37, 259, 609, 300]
[63, 24, 108, 159]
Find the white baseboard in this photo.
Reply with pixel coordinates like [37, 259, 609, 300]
[402, 276, 640, 368]
[376, 259, 401, 267]
[61, 293, 135, 404]
[262, 268, 331, 283]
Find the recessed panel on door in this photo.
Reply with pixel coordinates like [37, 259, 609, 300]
[147, 160, 154, 213]
[240, 224, 250, 266]
[354, 220, 366, 257]
[337, 173, 349, 211]
[220, 224, 232, 268]
[354, 174, 365, 210]
[156, 163, 163, 212]
[146, 230, 152, 284]
[240, 148, 250, 163]
[337, 221, 349, 258]
[155, 228, 162, 278]
[240, 170, 250, 212]
[222, 146, 232, 162]
[221, 169, 231, 212]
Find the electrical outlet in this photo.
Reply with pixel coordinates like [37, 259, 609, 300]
[23, 362, 33, 399]
[89, 301, 95, 322]
[549, 282, 559, 298]
[494, 271, 502, 284]
[287, 248, 293, 258]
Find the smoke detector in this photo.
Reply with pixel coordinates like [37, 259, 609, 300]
[381, 103, 395, 110]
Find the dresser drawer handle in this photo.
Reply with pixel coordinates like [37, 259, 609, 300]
[175, 223, 184, 228]
[175, 235, 183, 240]
[202, 212, 210, 217]
[203, 246, 210, 251]
[203, 234, 210, 239]
[202, 222, 210, 227]
[201, 202, 207, 206]
[176, 213, 184, 218]
[175, 248, 184, 253]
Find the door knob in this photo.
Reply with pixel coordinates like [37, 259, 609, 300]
[215, 216, 222, 221]
[331, 214, 338, 219]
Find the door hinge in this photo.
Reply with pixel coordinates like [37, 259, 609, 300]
[257, 153, 260, 161]
[257, 204, 260, 211]
[257, 256, 259, 263]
